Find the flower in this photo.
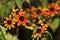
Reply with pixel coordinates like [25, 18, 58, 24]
[37, 7, 43, 16]
[38, 20, 49, 27]
[32, 11, 38, 18]
[31, 7, 43, 18]
[4, 15, 16, 29]
[40, 8, 50, 17]
[48, 3, 59, 17]
[11, 9, 20, 16]
[32, 33, 40, 38]
[32, 26, 47, 38]
[31, 7, 37, 18]
[39, 26, 47, 33]
[31, 6, 36, 12]
[27, 24, 35, 30]
[15, 11, 28, 26]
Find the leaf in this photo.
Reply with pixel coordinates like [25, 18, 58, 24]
[0, 25, 18, 40]
[15, 0, 25, 9]
[0, 3, 8, 20]
[0, 25, 6, 40]
[49, 18, 59, 31]
[30, 0, 41, 7]
[41, 0, 48, 8]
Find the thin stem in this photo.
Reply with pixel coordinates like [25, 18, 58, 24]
[37, 37, 39, 40]
[32, 38, 34, 40]
[46, 31, 53, 40]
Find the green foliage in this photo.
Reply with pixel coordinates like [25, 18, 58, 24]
[49, 18, 59, 31]
[41, 0, 48, 8]
[15, 0, 25, 9]
[0, 25, 18, 40]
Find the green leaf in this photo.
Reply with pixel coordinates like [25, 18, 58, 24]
[0, 4, 8, 20]
[30, 0, 41, 8]
[49, 18, 59, 31]
[0, 25, 6, 40]
[15, 0, 25, 9]
[41, 0, 48, 8]
[0, 25, 18, 40]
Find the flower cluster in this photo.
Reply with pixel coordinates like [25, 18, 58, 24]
[3, 3, 60, 38]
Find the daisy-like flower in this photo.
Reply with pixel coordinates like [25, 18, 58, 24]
[32, 26, 47, 38]
[27, 24, 35, 30]
[11, 9, 20, 16]
[40, 8, 50, 17]
[48, 3, 59, 17]
[31, 7, 36, 18]
[37, 7, 43, 16]
[32, 11, 38, 18]
[15, 11, 28, 26]
[4, 15, 16, 29]
[31, 7, 43, 18]
[38, 20, 49, 27]
[31, 6, 36, 12]
[31, 7, 37, 18]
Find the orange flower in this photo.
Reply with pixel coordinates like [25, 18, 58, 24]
[27, 24, 35, 30]
[11, 9, 20, 16]
[15, 11, 28, 26]
[4, 15, 16, 29]
[37, 7, 43, 16]
[40, 8, 50, 17]
[32, 11, 38, 18]
[31, 6, 36, 12]
[39, 26, 47, 33]
[31, 7, 43, 18]
[42, 11, 50, 17]
[38, 20, 49, 27]
[32, 33, 41, 38]
[48, 3, 59, 17]
[32, 26, 47, 38]
[32, 28, 42, 38]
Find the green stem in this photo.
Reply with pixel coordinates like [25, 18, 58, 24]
[0, 26, 6, 40]
[32, 38, 34, 40]
[37, 37, 39, 40]
[46, 31, 53, 40]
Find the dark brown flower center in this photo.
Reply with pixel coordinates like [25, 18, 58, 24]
[36, 28, 41, 33]
[16, 9, 20, 14]
[26, 23, 31, 26]
[43, 21, 46, 24]
[50, 8, 54, 11]
[37, 24, 42, 27]
[7, 20, 11, 24]
[19, 16, 25, 21]
[35, 18, 39, 23]
[37, 9, 41, 14]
